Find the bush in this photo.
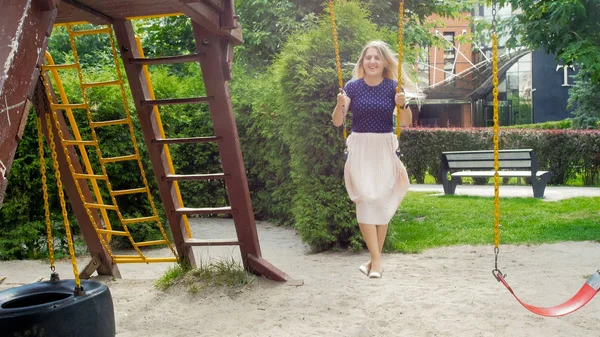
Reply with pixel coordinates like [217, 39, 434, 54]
[506, 119, 573, 130]
[231, 66, 296, 225]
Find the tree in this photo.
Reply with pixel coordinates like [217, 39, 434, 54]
[496, 0, 600, 83]
[568, 67, 600, 129]
[234, 0, 318, 70]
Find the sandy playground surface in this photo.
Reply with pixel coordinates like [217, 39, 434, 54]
[1, 217, 599, 337]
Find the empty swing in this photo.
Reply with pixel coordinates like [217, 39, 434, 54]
[487, 2, 599, 317]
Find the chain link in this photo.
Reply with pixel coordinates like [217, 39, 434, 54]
[491, 1, 502, 273]
[39, 71, 82, 292]
[329, 1, 347, 140]
[396, 0, 405, 140]
[492, 3, 497, 30]
[35, 77, 55, 275]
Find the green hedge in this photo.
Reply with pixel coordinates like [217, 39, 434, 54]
[401, 128, 600, 186]
[506, 119, 600, 130]
[505, 119, 573, 130]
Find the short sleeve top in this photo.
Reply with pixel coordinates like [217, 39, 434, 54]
[344, 78, 398, 133]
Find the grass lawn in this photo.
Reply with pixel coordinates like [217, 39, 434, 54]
[386, 192, 600, 253]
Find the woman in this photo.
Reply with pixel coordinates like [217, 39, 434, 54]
[331, 40, 418, 278]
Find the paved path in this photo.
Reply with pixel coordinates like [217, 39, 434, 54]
[409, 184, 600, 201]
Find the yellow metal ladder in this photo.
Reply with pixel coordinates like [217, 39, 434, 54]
[40, 24, 178, 264]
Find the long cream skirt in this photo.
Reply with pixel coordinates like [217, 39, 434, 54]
[344, 132, 410, 225]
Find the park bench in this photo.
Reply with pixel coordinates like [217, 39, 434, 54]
[440, 149, 552, 198]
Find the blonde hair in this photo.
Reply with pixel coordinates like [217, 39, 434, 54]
[351, 40, 421, 96]
[352, 41, 398, 81]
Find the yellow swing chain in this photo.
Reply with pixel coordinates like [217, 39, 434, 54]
[329, 0, 346, 139]
[331, 0, 406, 141]
[38, 74, 83, 294]
[491, 2, 503, 276]
[35, 114, 55, 275]
[396, 0, 405, 139]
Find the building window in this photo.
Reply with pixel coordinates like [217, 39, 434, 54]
[417, 48, 430, 87]
[443, 32, 455, 80]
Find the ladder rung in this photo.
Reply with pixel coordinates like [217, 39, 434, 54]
[91, 119, 129, 128]
[97, 229, 129, 236]
[121, 216, 159, 225]
[70, 27, 111, 37]
[112, 257, 177, 264]
[164, 173, 228, 181]
[85, 203, 118, 210]
[42, 63, 78, 70]
[141, 97, 211, 106]
[174, 207, 233, 216]
[52, 103, 88, 110]
[63, 140, 97, 146]
[183, 238, 240, 247]
[152, 136, 221, 145]
[74, 173, 108, 180]
[81, 79, 122, 89]
[111, 187, 148, 196]
[101, 154, 139, 164]
[129, 53, 204, 65]
[135, 240, 168, 247]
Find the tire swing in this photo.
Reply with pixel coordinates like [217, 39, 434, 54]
[0, 77, 115, 337]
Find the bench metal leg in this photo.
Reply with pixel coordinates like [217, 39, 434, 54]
[442, 177, 458, 195]
[532, 176, 550, 198]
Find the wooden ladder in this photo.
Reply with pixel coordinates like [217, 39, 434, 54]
[112, 19, 287, 281]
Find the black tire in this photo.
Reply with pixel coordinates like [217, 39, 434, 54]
[0, 279, 115, 337]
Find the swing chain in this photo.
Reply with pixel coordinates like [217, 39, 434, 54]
[492, 3, 497, 29]
[39, 72, 52, 118]
[40, 72, 62, 284]
[36, 72, 60, 282]
[492, 247, 505, 281]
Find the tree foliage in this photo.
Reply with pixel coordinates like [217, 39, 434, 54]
[496, 0, 600, 83]
[568, 67, 600, 129]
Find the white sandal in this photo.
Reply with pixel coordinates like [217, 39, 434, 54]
[368, 271, 382, 279]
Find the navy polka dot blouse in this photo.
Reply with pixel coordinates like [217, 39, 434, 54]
[344, 78, 399, 133]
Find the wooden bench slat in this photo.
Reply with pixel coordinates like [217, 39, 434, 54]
[451, 170, 550, 178]
[443, 149, 534, 155]
[445, 152, 532, 161]
[448, 160, 532, 169]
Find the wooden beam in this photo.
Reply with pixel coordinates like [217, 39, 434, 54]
[60, 0, 113, 24]
[79, 254, 102, 279]
[112, 19, 196, 267]
[220, 0, 236, 30]
[182, 0, 225, 12]
[0, 0, 57, 209]
[174, 0, 242, 45]
[38, 0, 60, 11]
[247, 254, 287, 282]
[191, 23, 287, 281]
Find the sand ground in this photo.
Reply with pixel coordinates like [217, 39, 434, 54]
[1, 216, 599, 337]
